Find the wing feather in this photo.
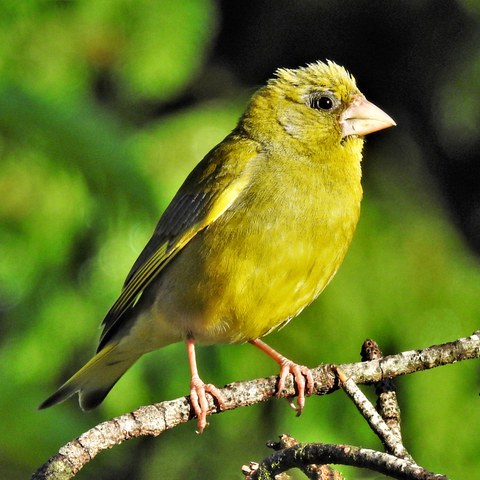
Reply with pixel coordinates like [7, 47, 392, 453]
[98, 136, 260, 349]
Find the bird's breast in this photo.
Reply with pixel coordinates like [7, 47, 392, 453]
[154, 152, 363, 345]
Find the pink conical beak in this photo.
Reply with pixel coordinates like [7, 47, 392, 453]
[340, 95, 396, 138]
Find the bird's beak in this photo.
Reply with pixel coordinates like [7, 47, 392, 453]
[340, 95, 396, 138]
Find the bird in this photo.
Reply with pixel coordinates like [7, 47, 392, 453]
[39, 60, 395, 432]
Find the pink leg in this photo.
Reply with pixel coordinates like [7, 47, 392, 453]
[249, 339, 314, 414]
[187, 337, 225, 433]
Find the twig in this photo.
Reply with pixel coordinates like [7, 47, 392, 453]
[32, 331, 480, 479]
[337, 367, 413, 461]
[361, 339, 406, 449]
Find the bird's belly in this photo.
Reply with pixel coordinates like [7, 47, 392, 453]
[150, 203, 358, 345]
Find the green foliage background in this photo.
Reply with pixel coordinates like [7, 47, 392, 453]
[1, 1, 479, 479]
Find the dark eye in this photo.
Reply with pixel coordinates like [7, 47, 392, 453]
[309, 92, 337, 111]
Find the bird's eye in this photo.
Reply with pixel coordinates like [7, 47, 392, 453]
[309, 93, 337, 111]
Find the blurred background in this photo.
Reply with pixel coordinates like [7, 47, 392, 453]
[1, 1, 479, 479]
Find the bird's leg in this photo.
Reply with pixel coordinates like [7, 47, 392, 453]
[186, 337, 225, 433]
[249, 339, 314, 415]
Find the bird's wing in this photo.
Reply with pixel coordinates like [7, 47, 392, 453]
[98, 137, 260, 349]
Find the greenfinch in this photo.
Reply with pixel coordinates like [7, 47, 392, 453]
[40, 60, 395, 432]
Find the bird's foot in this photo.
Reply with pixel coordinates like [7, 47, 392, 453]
[249, 339, 314, 415]
[277, 358, 314, 415]
[189, 375, 225, 434]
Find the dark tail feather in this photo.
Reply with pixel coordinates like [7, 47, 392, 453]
[39, 343, 140, 411]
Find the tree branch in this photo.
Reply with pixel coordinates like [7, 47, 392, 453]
[243, 442, 447, 480]
[32, 331, 480, 479]
[265, 434, 346, 480]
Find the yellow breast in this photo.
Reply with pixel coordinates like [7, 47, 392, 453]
[155, 141, 363, 344]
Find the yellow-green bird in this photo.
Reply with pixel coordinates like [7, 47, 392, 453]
[40, 60, 395, 432]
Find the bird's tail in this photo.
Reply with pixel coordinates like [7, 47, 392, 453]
[39, 342, 141, 411]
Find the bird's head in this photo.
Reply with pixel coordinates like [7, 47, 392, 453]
[242, 60, 395, 153]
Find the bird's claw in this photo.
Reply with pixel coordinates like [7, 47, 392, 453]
[286, 397, 297, 411]
[277, 359, 314, 415]
[190, 375, 225, 434]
